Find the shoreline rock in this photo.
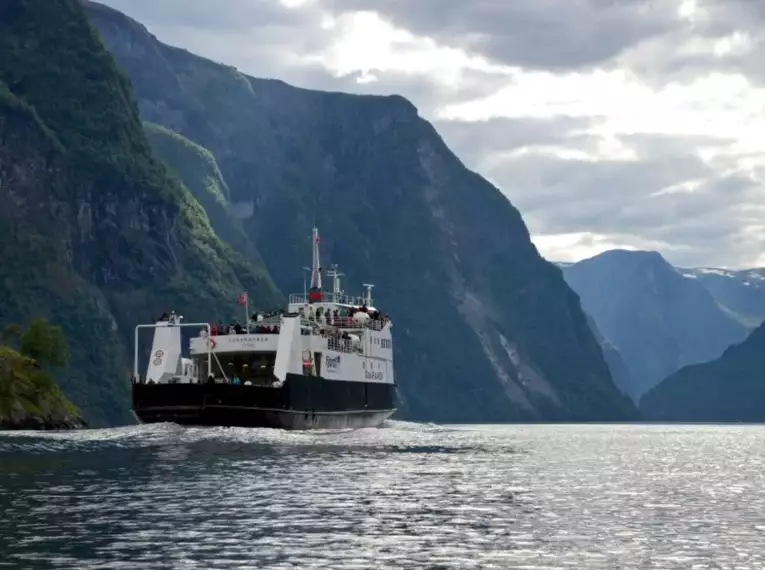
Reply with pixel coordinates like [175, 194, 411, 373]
[0, 413, 87, 431]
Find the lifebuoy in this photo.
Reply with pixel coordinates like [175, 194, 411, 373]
[208, 338, 217, 349]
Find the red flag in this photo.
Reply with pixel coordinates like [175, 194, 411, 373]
[237, 292, 248, 306]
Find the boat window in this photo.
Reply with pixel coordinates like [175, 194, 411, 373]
[201, 352, 277, 385]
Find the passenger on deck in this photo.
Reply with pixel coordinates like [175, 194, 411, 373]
[232, 374, 241, 385]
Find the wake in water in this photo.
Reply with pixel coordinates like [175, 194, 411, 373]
[0, 420, 503, 456]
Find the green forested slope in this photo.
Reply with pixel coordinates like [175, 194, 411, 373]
[0, 0, 282, 425]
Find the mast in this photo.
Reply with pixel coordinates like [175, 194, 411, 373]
[308, 227, 322, 302]
[302, 266, 311, 299]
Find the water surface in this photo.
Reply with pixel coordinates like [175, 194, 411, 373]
[1, 423, 763, 569]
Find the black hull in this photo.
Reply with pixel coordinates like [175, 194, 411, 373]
[132, 373, 396, 430]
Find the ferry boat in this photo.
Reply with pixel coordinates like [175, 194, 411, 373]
[130, 227, 396, 429]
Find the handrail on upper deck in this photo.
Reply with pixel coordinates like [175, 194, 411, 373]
[299, 315, 387, 331]
[288, 293, 372, 307]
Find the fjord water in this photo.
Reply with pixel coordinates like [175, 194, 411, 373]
[1, 423, 763, 569]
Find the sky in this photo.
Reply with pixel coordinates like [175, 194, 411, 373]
[99, 0, 765, 268]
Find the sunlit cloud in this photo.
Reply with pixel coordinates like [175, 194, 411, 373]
[97, 0, 765, 267]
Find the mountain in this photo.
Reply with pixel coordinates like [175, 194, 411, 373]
[680, 267, 765, 328]
[83, 1, 636, 422]
[560, 250, 749, 399]
[0, 0, 282, 425]
[640, 321, 765, 421]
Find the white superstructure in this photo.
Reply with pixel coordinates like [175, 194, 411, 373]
[136, 227, 394, 388]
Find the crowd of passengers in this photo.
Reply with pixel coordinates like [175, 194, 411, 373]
[198, 305, 390, 337]
[306, 305, 388, 326]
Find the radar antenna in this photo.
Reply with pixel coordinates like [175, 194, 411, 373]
[326, 264, 344, 304]
[362, 283, 374, 307]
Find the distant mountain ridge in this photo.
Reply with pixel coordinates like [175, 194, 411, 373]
[555, 258, 765, 330]
[641, 321, 765, 421]
[558, 250, 750, 400]
[679, 267, 765, 328]
[81, 0, 638, 422]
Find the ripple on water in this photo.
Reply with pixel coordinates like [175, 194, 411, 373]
[2, 423, 765, 568]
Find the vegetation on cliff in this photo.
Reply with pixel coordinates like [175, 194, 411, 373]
[143, 122, 261, 260]
[0, 320, 84, 429]
[0, 0, 282, 425]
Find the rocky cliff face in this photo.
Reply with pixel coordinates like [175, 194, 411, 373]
[561, 250, 749, 399]
[585, 314, 634, 399]
[0, 0, 282, 425]
[86, 1, 636, 421]
[143, 121, 264, 263]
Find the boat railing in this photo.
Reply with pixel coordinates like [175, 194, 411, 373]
[308, 316, 385, 331]
[289, 293, 371, 307]
[327, 336, 358, 354]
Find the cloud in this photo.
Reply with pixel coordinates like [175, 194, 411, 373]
[96, 0, 765, 268]
[325, 0, 682, 70]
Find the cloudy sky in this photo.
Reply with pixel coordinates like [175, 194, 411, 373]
[100, 0, 765, 268]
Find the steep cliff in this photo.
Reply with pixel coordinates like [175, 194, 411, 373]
[641, 322, 765, 421]
[561, 250, 749, 399]
[143, 122, 262, 261]
[585, 314, 634, 399]
[0, 0, 282, 425]
[86, 2, 636, 421]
